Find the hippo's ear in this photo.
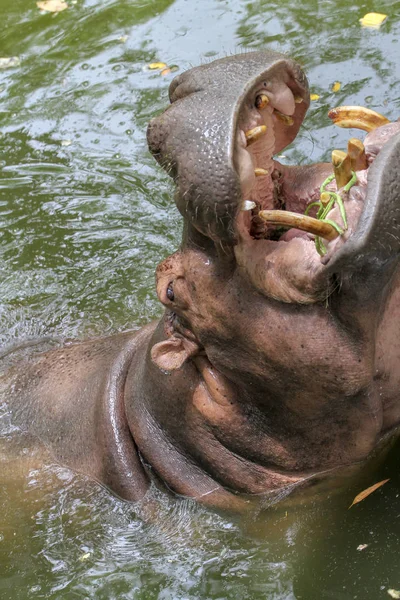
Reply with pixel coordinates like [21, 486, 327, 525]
[151, 336, 199, 371]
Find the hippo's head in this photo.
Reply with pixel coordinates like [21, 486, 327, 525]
[144, 52, 400, 483]
[148, 51, 400, 306]
[144, 52, 400, 480]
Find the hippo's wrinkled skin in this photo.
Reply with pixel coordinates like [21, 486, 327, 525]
[2, 51, 400, 514]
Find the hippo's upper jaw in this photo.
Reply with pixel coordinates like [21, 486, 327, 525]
[148, 51, 400, 305]
[147, 51, 309, 244]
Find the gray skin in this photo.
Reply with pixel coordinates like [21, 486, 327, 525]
[2, 51, 400, 514]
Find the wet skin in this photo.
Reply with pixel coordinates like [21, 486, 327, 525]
[2, 51, 400, 514]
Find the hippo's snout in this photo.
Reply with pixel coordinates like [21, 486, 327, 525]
[147, 51, 309, 243]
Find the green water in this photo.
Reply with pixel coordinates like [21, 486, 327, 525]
[1, 0, 400, 597]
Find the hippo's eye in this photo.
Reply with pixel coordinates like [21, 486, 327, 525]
[255, 94, 269, 110]
[166, 282, 175, 302]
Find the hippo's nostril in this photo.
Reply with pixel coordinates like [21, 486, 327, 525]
[167, 282, 175, 302]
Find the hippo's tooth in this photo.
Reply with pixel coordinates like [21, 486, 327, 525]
[241, 200, 257, 211]
[347, 138, 368, 170]
[294, 95, 304, 104]
[258, 210, 340, 241]
[332, 149, 353, 189]
[254, 168, 269, 177]
[245, 125, 267, 145]
[328, 106, 390, 132]
[255, 94, 270, 110]
[274, 110, 294, 126]
[266, 81, 296, 116]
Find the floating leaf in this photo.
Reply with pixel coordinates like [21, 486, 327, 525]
[61, 139, 72, 146]
[360, 12, 387, 29]
[0, 57, 20, 69]
[78, 552, 91, 562]
[388, 590, 400, 599]
[310, 93, 320, 101]
[37, 0, 68, 12]
[169, 65, 179, 73]
[118, 35, 128, 43]
[332, 81, 341, 93]
[349, 479, 389, 508]
[161, 67, 171, 76]
[148, 62, 167, 70]
[357, 544, 368, 551]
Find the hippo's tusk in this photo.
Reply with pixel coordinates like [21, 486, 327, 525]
[259, 210, 340, 241]
[328, 106, 390, 132]
[245, 125, 267, 145]
[274, 110, 294, 126]
[332, 149, 353, 188]
[255, 94, 270, 109]
[254, 168, 269, 177]
[347, 138, 368, 170]
[294, 95, 304, 104]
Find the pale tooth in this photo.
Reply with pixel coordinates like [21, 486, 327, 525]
[241, 200, 256, 211]
[266, 80, 296, 116]
[274, 110, 294, 126]
[245, 125, 267, 145]
[254, 168, 269, 176]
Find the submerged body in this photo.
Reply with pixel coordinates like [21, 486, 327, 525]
[2, 51, 400, 513]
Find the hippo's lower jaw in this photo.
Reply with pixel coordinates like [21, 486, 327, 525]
[233, 102, 400, 304]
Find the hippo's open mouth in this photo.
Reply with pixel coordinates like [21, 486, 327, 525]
[233, 82, 399, 303]
[235, 95, 390, 246]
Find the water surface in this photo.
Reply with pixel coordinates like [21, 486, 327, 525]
[1, 0, 400, 597]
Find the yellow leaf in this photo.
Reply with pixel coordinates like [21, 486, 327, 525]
[332, 81, 341, 93]
[37, 0, 68, 12]
[349, 478, 389, 508]
[161, 67, 172, 76]
[310, 93, 320, 101]
[360, 12, 387, 29]
[148, 62, 167, 70]
[78, 552, 91, 562]
[388, 590, 400, 599]
[0, 57, 20, 69]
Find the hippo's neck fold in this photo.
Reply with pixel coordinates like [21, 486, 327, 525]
[124, 319, 384, 510]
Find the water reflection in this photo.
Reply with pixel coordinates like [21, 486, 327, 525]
[1, 0, 400, 598]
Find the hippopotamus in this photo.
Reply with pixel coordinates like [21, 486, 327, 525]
[2, 50, 400, 514]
